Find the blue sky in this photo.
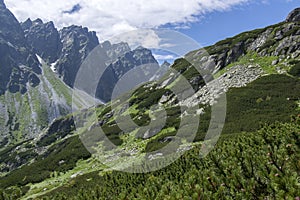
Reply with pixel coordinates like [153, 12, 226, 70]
[175, 0, 300, 46]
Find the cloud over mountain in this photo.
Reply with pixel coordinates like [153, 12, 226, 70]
[6, 0, 251, 40]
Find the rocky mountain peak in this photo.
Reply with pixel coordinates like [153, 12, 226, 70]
[131, 46, 155, 61]
[0, 2, 25, 44]
[33, 18, 43, 24]
[55, 25, 99, 87]
[0, 0, 40, 94]
[286, 8, 300, 22]
[21, 18, 62, 63]
[100, 41, 131, 64]
[161, 61, 171, 67]
[59, 25, 98, 43]
[101, 40, 112, 49]
[21, 18, 33, 29]
[94, 45, 159, 102]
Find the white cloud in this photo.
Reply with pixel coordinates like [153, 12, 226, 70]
[110, 29, 161, 49]
[5, 0, 251, 40]
[153, 54, 177, 60]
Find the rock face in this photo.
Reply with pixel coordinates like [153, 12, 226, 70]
[0, 0, 40, 95]
[55, 25, 99, 87]
[21, 18, 62, 63]
[96, 46, 159, 102]
[286, 8, 300, 22]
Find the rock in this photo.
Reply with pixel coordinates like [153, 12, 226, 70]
[95, 46, 159, 102]
[71, 171, 83, 178]
[292, 51, 300, 59]
[143, 127, 162, 139]
[58, 160, 65, 165]
[21, 18, 62, 63]
[181, 65, 263, 108]
[225, 42, 245, 66]
[0, 0, 5, 8]
[272, 60, 279, 65]
[55, 25, 99, 87]
[248, 28, 273, 52]
[0, 0, 41, 95]
[274, 36, 300, 56]
[190, 75, 205, 91]
[28, 73, 40, 87]
[159, 136, 173, 143]
[150, 61, 171, 81]
[148, 153, 163, 160]
[286, 8, 300, 22]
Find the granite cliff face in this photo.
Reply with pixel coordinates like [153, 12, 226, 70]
[96, 46, 159, 102]
[21, 18, 62, 63]
[0, 0, 40, 95]
[55, 25, 99, 87]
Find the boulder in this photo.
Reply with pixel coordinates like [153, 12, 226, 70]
[286, 8, 300, 22]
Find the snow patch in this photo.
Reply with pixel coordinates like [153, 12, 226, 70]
[36, 54, 44, 64]
[7, 42, 15, 48]
[50, 60, 58, 72]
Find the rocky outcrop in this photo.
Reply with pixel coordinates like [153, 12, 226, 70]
[46, 116, 75, 136]
[286, 8, 300, 22]
[21, 18, 62, 63]
[55, 25, 99, 87]
[186, 14, 300, 74]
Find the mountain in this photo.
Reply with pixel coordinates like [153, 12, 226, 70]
[0, 0, 163, 147]
[19, 16, 161, 102]
[21, 18, 62, 64]
[0, 0, 97, 146]
[55, 25, 99, 87]
[186, 15, 300, 75]
[0, 0, 40, 95]
[0, 4, 299, 200]
[96, 45, 159, 102]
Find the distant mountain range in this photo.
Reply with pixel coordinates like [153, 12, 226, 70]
[0, 0, 165, 145]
